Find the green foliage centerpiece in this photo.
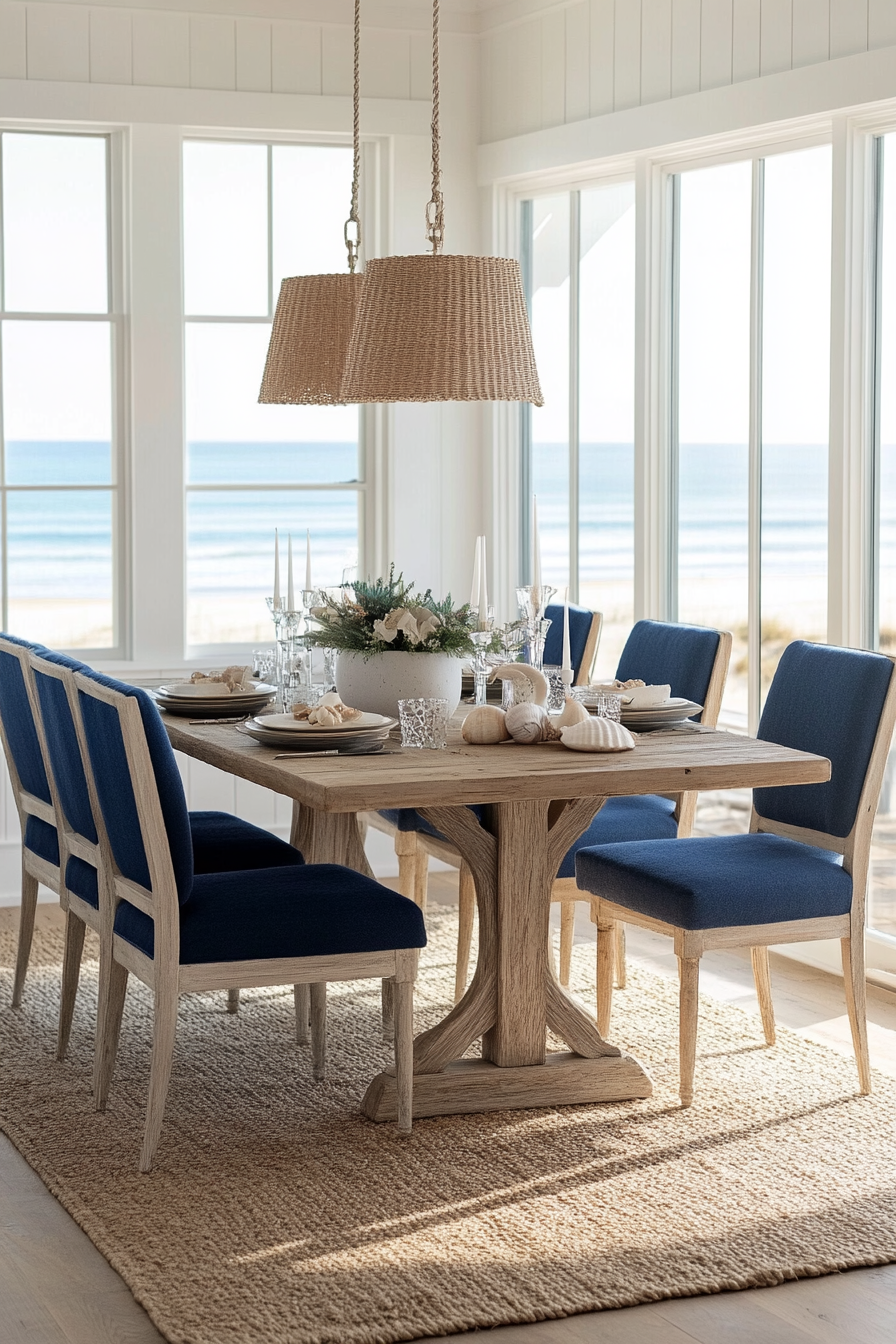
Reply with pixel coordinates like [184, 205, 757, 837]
[307, 570, 475, 719]
[308, 569, 476, 658]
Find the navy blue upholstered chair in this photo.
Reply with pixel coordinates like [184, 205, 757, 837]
[0, 635, 65, 1007]
[575, 641, 896, 1106]
[555, 619, 732, 987]
[542, 603, 602, 685]
[29, 653, 306, 1062]
[75, 669, 425, 1169]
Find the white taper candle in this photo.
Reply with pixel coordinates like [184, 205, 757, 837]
[287, 533, 295, 610]
[305, 529, 312, 592]
[532, 496, 542, 593]
[562, 585, 572, 681]
[470, 535, 481, 610]
[273, 529, 281, 607]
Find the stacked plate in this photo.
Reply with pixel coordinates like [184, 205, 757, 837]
[239, 710, 397, 752]
[152, 681, 277, 718]
[619, 697, 703, 732]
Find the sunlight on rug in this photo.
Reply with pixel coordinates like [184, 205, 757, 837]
[1, 908, 895, 1344]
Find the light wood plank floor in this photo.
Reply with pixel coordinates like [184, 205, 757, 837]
[2, 882, 896, 1344]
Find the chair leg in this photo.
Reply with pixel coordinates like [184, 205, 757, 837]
[750, 946, 776, 1045]
[455, 864, 475, 1003]
[413, 849, 429, 913]
[678, 955, 700, 1107]
[615, 922, 627, 989]
[395, 831, 419, 902]
[12, 868, 39, 1008]
[595, 921, 615, 1036]
[559, 901, 575, 987]
[381, 979, 394, 1042]
[57, 911, 86, 1061]
[842, 933, 871, 1095]
[227, 988, 240, 1013]
[293, 984, 310, 1044]
[310, 982, 328, 1081]
[139, 986, 179, 1173]
[393, 977, 414, 1134]
[94, 955, 129, 1110]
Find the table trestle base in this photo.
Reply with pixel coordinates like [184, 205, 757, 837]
[361, 1051, 652, 1121]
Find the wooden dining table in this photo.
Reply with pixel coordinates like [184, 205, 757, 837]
[163, 715, 830, 1122]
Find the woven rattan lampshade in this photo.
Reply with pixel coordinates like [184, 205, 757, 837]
[259, 273, 364, 405]
[340, 254, 543, 404]
[258, 0, 363, 406]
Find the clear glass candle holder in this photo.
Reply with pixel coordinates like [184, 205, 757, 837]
[589, 690, 623, 722]
[398, 697, 449, 749]
[543, 665, 567, 714]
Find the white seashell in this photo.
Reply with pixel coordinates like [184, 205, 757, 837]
[557, 696, 590, 728]
[505, 702, 561, 744]
[462, 705, 510, 744]
[561, 718, 636, 752]
[488, 663, 549, 706]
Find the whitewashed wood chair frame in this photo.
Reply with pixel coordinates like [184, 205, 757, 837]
[73, 672, 418, 1172]
[0, 638, 63, 1012]
[589, 654, 896, 1106]
[28, 652, 110, 1062]
[363, 608, 604, 1003]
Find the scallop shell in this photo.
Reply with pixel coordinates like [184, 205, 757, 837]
[560, 717, 636, 752]
[461, 705, 510, 744]
[557, 696, 590, 728]
[488, 663, 549, 706]
[505, 702, 562, 744]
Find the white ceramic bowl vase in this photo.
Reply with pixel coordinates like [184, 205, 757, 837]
[335, 651, 463, 721]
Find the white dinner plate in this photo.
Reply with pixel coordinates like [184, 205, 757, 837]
[156, 681, 276, 702]
[238, 723, 392, 750]
[250, 711, 396, 734]
[620, 697, 702, 720]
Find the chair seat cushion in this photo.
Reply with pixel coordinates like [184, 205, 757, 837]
[24, 816, 59, 867]
[379, 806, 485, 841]
[62, 813, 303, 911]
[114, 863, 427, 964]
[556, 796, 678, 879]
[188, 812, 304, 873]
[575, 833, 851, 930]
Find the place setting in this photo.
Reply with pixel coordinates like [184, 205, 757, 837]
[151, 667, 277, 720]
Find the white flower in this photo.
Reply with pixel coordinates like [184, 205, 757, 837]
[372, 617, 399, 643]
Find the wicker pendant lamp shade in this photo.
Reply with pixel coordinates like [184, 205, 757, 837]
[340, 0, 542, 406]
[258, 2, 363, 406]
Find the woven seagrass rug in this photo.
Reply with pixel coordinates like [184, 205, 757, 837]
[1, 906, 896, 1344]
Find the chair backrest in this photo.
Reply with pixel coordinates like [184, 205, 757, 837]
[543, 605, 602, 685]
[73, 670, 193, 912]
[0, 634, 53, 815]
[615, 620, 731, 725]
[30, 652, 97, 857]
[754, 642, 896, 848]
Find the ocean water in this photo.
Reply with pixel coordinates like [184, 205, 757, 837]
[6, 438, 895, 623]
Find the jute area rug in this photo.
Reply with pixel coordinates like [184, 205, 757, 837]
[1, 907, 896, 1344]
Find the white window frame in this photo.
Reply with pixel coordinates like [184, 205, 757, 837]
[181, 133, 374, 662]
[0, 125, 129, 660]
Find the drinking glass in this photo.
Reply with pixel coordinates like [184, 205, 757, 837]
[398, 697, 449, 749]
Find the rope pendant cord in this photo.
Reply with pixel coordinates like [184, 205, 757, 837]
[426, 0, 445, 255]
[344, 0, 362, 273]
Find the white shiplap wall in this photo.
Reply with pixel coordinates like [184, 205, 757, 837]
[480, 0, 896, 142]
[0, 1, 435, 98]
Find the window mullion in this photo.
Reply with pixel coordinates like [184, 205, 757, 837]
[748, 158, 765, 736]
[569, 190, 580, 603]
[870, 135, 885, 651]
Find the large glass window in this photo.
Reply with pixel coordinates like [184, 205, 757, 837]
[0, 132, 118, 651]
[522, 183, 635, 676]
[674, 146, 831, 730]
[183, 141, 361, 648]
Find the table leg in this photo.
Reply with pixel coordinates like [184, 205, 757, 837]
[361, 797, 652, 1121]
[290, 803, 374, 875]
